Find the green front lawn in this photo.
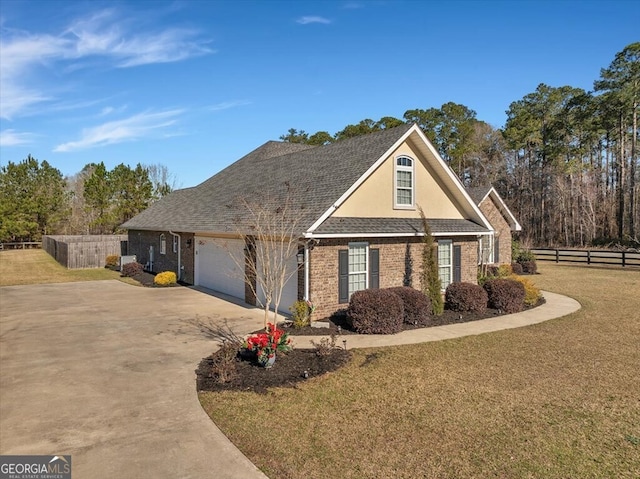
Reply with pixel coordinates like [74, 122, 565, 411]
[200, 263, 640, 478]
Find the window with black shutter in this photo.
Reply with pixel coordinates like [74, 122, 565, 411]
[453, 245, 462, 283]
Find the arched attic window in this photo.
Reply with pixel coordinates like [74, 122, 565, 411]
[394, 155, 415, 208]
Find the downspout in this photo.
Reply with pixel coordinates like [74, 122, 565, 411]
[304, 243, 310, 301]
[168, 231, 181, 281]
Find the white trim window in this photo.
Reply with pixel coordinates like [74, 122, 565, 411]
[479, 234, 494, 264]
[438, 240, 453, 290]
[159, 234, 166, 255]
[348, 242, 368, 296]
[394, 156, 414, 208]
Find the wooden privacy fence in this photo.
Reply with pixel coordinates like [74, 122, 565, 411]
[531, 248, 640, 268]
[43, 235, 128, 269]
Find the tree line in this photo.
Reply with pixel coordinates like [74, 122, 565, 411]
[0, 157, 177, 242]
[281, 43, 639, 248]
[2, 43, 637, 248]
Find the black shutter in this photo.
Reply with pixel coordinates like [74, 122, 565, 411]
[494, 237, 500, 263]
[453, 245, 462, 283]
[338, 250, 349, 303]
[369, 248, 379, 290]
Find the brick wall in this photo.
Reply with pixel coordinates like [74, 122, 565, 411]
[127, 230, 195, 284]
[309, 236, 479, 319]
[478, 197, 513, 264]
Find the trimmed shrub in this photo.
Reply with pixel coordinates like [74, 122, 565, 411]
[483, 278, 525, 313]
[347, 289, 404, 334]
[105, 255, 120, 270]
[508, 275, 542, 306]
[121, 261, 144, 277]
[511, 262, 524, 275]
[445, 282, 488, 313]
[519, 260, 538, 275]
[154, 271, 177, 286]
[387, 287, 431, 326]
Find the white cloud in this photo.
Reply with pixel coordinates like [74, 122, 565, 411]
[0, 9, 212, 120]
[0, 129, 34, 146]
[208, 100, 252, 111]
[53, 109, 183, 152]
[98, 104, 128, 117]
[65, 10, 213, 67]
[342, 2, 364, 9]
[296, 16, 332, 25]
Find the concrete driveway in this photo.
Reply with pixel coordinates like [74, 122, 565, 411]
[0, 280, 269, 479]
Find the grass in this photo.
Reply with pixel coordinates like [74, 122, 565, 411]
[0, 249, 139, 286]
[200, 263, 640, 479]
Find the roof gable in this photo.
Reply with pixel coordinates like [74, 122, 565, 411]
[466, 186, 522, 232]
[309, 124, 491, 234]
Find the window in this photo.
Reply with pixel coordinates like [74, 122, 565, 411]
[172, 235, 178, 254]
[159, 234, 166, 255]
[479, 234, 494, 264]
[438, 240, 453, 290]
[339, 244, 379, 303]
[394, 156, 414, 208]
[348, 243, 368, 296]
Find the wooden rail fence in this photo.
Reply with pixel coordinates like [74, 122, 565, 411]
[531, 248, 640, 268]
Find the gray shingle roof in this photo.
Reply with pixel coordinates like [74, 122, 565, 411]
[122, 124, 489, 236]
[313, 217, 490, 235]
[122, 124, 414, 233]
[466, 186, 492, 205]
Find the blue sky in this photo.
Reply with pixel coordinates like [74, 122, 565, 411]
[1, 0, 638, 188]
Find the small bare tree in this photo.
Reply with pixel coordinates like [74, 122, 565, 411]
[225, 183, 307, 329]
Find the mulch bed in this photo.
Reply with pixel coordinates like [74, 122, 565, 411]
[197, 348, 351, 394]
[197, 298, 546, 394]
[117, 270, 181, 287]
[280, 298, 547, 336]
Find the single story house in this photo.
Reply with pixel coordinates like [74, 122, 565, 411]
[122, 123, 520, 319]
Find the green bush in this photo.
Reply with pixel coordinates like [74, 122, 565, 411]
[445, 282, 488, 313]
[154, 271, 177, 286]
[512, 240, 537, 275]
[483, 278, 525, 313]
[347, 289, 404, 334]
[387, 287, 431, 326]
[290, 300, 311, 328]
[121, 262, 143, 277]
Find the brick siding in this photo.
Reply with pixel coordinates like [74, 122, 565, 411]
[309, 236, 479, 319]
[127, 230, 195, 284]
[478, 197, 513, 264]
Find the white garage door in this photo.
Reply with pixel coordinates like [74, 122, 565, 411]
[255, 241, 299, 315]
[195, 237, 245, 300]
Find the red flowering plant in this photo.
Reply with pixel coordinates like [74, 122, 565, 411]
[243, 323, 292, 365]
